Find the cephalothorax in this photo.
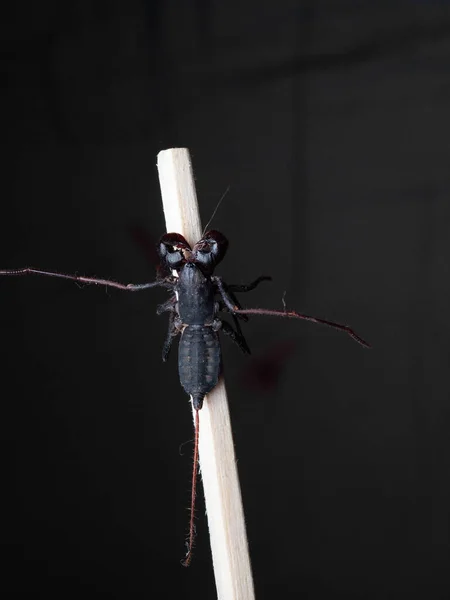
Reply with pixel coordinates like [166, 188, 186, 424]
[0, 229, 369, 565]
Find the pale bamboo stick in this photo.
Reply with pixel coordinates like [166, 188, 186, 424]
[156, 148, 255, 600]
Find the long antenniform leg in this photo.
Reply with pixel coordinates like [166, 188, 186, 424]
[0, 268, 174, 292]
[182, 407, 200, 567]
[213, 276, 371, 348]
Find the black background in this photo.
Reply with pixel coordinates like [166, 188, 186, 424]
[2, 2, 450, 598]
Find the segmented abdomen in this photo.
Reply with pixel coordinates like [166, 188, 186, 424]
[178, 326, 221, 409]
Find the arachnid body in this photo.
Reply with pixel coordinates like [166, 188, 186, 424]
[155, 230, 270, 410]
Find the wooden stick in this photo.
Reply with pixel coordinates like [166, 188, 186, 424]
[157, 149, 255, 600]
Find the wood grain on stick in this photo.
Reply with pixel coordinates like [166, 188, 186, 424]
[156, 148, 255, 600]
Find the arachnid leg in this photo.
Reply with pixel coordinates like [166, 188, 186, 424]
[230, 313, 249, 352]
[217, 319, 251, 355]
[0, 268, 175, 293]
[227, 275, 272, 293]
[127, 279, 175, 292]
[213, 276, 240, 313]
[214, 274, 370, 348]
[215, 282, 250, 323]
[214, 276, 370, 348]
[162, 313, 182, 362]
[157, 295, 177, 315]
[216, 299, 248, 323]
[216, 299, 250, 349]
[214, 277, 270, 322]
[213, 275, 271, 320]
[215, 297, 250, 353]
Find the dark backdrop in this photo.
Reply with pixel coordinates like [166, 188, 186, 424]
[2, 2, 450, 599]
